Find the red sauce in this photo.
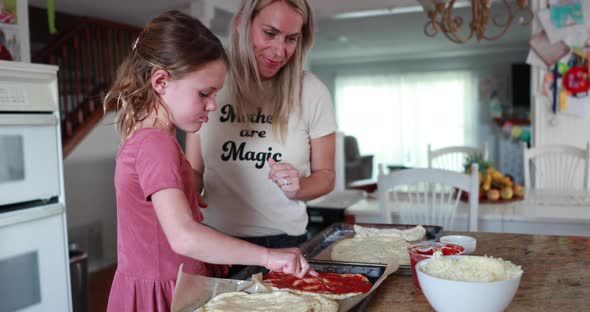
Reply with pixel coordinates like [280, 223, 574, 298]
[408, 243, 464, 290]
[412, 244, 464, 256]
[263, 271, 372, 295]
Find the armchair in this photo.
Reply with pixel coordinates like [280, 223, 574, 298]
[344, 135, 373, 185]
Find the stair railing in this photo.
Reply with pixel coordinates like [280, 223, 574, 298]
[33, 17, 140, 158]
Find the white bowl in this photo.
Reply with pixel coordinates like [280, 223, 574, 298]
[416, 256, 522, 312]
[440, 235, 477, 254]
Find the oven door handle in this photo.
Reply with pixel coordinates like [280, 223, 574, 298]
[0, 114, 57, 126]
[0, 204, 64, 228]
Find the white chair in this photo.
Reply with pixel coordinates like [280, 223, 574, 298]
[428, 143, 489, 172]
[377, 164, 479, 231]
[522, 142, 590, 190]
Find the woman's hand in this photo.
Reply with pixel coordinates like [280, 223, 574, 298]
[263, 248, 317, 278]
[266, 133, 336, 202]
[193, 168, 208, 208]
[196, 192, 207, 208]
[268, 159, 300, 199]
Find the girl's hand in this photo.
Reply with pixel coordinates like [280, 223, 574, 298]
[263, 248, 317, 279]
[268, 159, 300, 199]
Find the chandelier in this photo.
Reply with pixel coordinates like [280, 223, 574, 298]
[418, 0, 534, 44]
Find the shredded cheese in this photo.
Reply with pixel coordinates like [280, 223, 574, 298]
[419, 255, 523, 282]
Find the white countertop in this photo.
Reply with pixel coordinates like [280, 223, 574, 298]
[344, 189, 590, 236]
[501, 190, 590, 224]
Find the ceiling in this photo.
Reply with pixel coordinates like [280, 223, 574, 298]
[27, 0, 422, 25]
[27, 0, 531, 65]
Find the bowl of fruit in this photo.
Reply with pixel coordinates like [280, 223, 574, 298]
[463, 154, 524, 203]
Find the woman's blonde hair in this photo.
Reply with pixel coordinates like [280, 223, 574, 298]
[229, 0, 314, 140]
[104, 10, 228, 141]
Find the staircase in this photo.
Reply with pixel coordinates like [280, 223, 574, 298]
[32, 17, 141, 158]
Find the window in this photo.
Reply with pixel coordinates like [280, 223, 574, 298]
[335, 71, 475, 173]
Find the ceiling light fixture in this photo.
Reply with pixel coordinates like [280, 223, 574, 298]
[418, 0, 533, 44]
[332, 6, 427, 19]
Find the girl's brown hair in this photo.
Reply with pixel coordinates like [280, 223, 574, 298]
[229, 0, 314, 141]
[104, 10, 228, 140]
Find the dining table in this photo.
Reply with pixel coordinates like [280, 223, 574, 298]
[365, 231, 590, 311]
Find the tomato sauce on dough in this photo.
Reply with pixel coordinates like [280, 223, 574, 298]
[263, 272, 372, 295]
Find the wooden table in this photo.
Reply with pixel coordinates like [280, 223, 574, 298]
[366, 231, 590, 311]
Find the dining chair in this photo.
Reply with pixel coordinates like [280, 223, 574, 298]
[522, 142, 590, 190]
[377, 163, 479, 231]
[428, 143, 489, 172]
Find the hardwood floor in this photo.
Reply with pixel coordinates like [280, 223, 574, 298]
[89, 264, 116, 312]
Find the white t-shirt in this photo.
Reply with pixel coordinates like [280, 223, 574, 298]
[199, 72, 337, 236]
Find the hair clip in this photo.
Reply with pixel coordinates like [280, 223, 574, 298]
[132, 37, 140, 51]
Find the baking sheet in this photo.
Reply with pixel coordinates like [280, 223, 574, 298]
[231, 261, 395, 312]
[172, 259, 398, 312]
[299, 223, 442, 275]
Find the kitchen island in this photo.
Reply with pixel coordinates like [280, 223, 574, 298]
[365, 231, 590, 311]
[346, 189, 590, 237]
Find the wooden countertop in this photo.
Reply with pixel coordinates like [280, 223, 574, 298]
[366, 231, 590, 311]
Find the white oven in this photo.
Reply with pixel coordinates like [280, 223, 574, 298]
[0, 61, 71, 311]
[0, 114, 61, 206]
[0, 203, 70, 311]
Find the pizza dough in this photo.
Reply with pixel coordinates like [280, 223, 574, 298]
[328, 225, 427, 265]
[353, 224, 426, 242]
[278, 288, 360, 301]
[331, 236, 410, 265]
[195, 291, 338, 312]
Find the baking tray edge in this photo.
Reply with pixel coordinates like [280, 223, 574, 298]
[300, 223, 443, 275]
[231, 261, 386, 312]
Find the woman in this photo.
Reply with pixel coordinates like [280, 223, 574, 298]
[185, 0, 336, 249]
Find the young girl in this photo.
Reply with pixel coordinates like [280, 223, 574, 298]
[105, 11, 313, 312]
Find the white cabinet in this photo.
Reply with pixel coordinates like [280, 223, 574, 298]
[0, 0, 30, 62]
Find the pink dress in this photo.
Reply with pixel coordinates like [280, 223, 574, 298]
[107, 128, 210, 312]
